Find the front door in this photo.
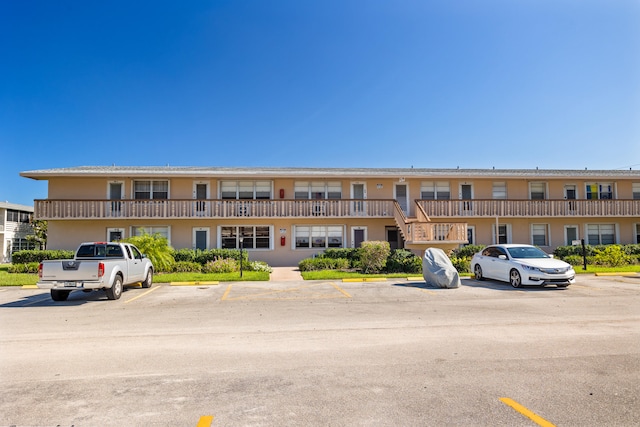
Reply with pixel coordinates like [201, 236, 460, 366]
[386, 226, 403, 250]
[109, 182, 123, 216]
[565, 185, 577, 212]
[460, 184, 473, 212]
[194, 228, 208, 250]
[352, 227, 366, 248]
[395, 183, 408, 214]
[351, 183, 366, 215]
[194, 183, 208, 215]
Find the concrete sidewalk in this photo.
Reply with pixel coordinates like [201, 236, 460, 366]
[270, 267, 304, 281]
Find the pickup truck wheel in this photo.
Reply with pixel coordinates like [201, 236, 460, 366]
[51, 289, 71, 301]
[141, 269, 153, 288]
[106, 275, 123, 300]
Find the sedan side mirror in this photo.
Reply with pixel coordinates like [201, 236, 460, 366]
[498, 254, 507, 260]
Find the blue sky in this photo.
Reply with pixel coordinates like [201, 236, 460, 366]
[2, 0, 639, 206]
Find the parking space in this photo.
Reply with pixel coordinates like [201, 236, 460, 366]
[1, 274, 638, 426]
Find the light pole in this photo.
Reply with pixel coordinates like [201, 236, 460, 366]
[239, 236, 244, 277]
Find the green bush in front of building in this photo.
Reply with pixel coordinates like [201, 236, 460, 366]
[11, 249, 75, 264]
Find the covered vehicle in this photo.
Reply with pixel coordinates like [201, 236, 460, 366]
[422, 248, 461, 289]
[471, 244, 575, 288]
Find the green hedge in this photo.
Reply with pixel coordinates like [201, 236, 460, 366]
[299, 257, 350, 272]
[11, 250, 75, 264]
[172, 248, 248, 265]
[8, 262, 40, 273]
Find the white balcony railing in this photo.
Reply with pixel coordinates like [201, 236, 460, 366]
[418, 199, 640, 218]
[33, 199, 397, 220]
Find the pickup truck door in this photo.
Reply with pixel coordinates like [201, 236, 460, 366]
[126, 245, 146, 282]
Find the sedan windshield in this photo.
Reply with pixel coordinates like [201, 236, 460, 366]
[506, 246, 549, 259]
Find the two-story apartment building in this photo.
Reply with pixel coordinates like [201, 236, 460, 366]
[20, 166, 640, 266]
[0, 202, 35, 262]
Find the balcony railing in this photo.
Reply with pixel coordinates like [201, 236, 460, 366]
[33, 199, 397, 220]
[418, 199, 640, 218]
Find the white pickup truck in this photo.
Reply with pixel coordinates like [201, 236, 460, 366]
[37, 242, 154, 301]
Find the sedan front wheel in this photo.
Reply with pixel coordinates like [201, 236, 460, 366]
[473, 264, 484, 281]
[509, 269, 522, 288]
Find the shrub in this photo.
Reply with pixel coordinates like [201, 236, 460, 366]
[450, 256, 470, 273]
[320, 248, 361, 268]
[123, 233, 174, 272]
[172, 248, 198, 263]
[11, 249, 74, 264]
[194, 249, 247, 265]
[247, 261, 273, 273]
[385, 249, 421, 273]
[8, 262, 40, 274]
[562, 255, 585, 267]
[203, 257, 239, 273]
[359, 241, 390, 274]
[299, 257, 350, 272]
[591, 245, 634, 267]
[451, 245, 485, 259]
[622, 244, 640, 256]
[172, 261, 202, 273]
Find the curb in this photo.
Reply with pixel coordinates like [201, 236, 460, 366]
[170, 281, 219, 286]
[594, 272, 639, 277]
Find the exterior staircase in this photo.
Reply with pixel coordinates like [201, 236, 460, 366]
[392, 201, 467, 251]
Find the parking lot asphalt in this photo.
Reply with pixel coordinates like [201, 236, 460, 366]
[1, 275, 639, 426]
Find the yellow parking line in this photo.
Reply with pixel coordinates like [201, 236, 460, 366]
[196, 415, 214, 426]
[221, 284, 233, 300]
[330, 282, 352, 298]
[500, 397, 556, 427]
[124, 286, 160, 303]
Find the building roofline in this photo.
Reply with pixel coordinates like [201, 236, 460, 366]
[0, 201, 34, 212]
[19, 165, 640, 180]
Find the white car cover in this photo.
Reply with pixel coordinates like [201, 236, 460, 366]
[422, 248, 461, 289]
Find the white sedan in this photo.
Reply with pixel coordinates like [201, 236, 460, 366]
[471, 244, 576, 288]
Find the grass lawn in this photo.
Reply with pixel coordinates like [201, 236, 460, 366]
[0, 264, 270, 286]
[0, 265, 38, 286]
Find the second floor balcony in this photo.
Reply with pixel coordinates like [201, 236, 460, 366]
[419, 199, 640, 218]
[33, 199, 396, 220]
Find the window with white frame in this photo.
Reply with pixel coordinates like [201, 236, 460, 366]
[586, 183, 613, 200]
[565, 225, 579, 246]
[6, 210, 31, 223]
[492, 224, 510, 244]
[134, 180, 168, 199]
[107, 228, 125, 242]
[632, 183, 640, 200]
[220, 225, 271, 249]
[294, 225, 344, 248]
[531, 224, 549, 246]
[132, 226, 170, 240]
[420, 181, 450, 200]
[465, 226, 475, 246]
[294, 182, 342, 200]
[221, 181, 272, 200]
[529, 182, 546, 200]
[492, 182, 507, 199]
[586, 224, 615, 245]
[635, 224, 640, 244]
[11, 238, 36, 252]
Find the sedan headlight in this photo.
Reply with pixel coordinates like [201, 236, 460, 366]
[519, 264, 541, 272]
